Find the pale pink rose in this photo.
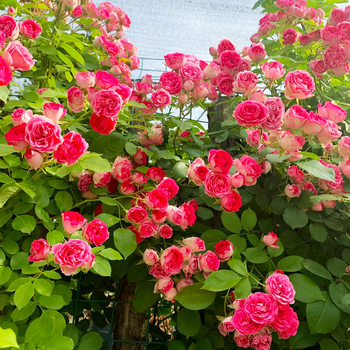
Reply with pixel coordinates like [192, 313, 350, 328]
[262, 61, 285, 79]
[178, 92, 189, 104]
[204, 171, 231, 198]
[284, 105, 308, 129]
[193, 83, 208, 99]
[82, 218, 109, 246]
[339, 160, 350, 178]
[3, 41, 34, 71]
[233, 71, 258, 95]
[53, 131, 88, 166]
[246, 129, 268, 147]
[93, 172, 111, 188]
[63, 0, 80, 9]
[291, 3, 306, 17]
[244, 292, 278, 324]
[219, 50, 241, 69]
[154, 277, 174, 294]
[317, 121, 342, 144]
[11, 108, 32, 126]
[271, 304, 299, 339]
[5, 123, 28, 150]
[260, 161, 272, 174]
[215, 240, 234, 261]
[318, 101, 346, 123]
[67, 86, 85, 113]
[250, 330, 272, 350]
[250, 32, 261, 43]
[133, 149, 147, 166]
[159, 224, 173, 239]
[28, 239, 50, 262]
[0, 15, 18, 39]
[166, 205, 185, 226]
[61, 211, 87, 234]
[203, 61, 221, 80]
[138, 124, 164, 147]
[19, 19, 41, 39]
[266, 272, 295, 305]
[112, 156, 133, 183]
[302, 112, 327, 135]
[263, 232, 279, 249]
[24, 148, 43, 170]
[319, 161, 344, 193]
[278, 131, 305, 152]
[209, 46, 217, 57]
[188, 158, 209, 186]
[176, 278, 194, 292]
[75, 72, 95, 90]
[284, 70, 315, 100]
[52, 239, 95, 276]
[119, 179, 136, 195]
[43, 102, 66, 122]
[160, 245, 184, 275]
[164, 52, 184, 70]
[183, 237, 206, 252]
[231, 172, 244, 187]
[164, 287, 177, 302]
[249, 89, 267, 103]
[216, 72, 234, 95]
[321, 25, 341, 45]
[287, 165, 305, 183]
[285, 184, 301, 198]
[198, 251, 220, 273]
[234, 331, 251, 348]
[143, 249, 159, 266]
[262, 97, 284, 130]
[232, 309, 264, 335]
[338, 136, 350, 158]
[323, 200, 336, 209]
[219, 317, 235, 336]
[234, 155, 262, 186]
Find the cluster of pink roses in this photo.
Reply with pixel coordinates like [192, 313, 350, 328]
[5, 104, 88, 169]
[0, 14, 41, 86]
[143, 238, 234, 301]
[188, 149, 264, 212]
[219, 271, 298, 350]
[29, 211, 109, 275]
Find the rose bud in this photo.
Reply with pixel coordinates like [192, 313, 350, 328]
[143, 248, 159, 266]
[28, 239, 51, 262]
[215, 240, 234, 261]
[263, 232, 279, 249]
[182, 237, 206, 252]
[61, 211, 87, 234]
[24, 148, 43, 170]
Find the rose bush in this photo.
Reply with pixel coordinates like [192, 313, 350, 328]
[0, 0, 349, 349]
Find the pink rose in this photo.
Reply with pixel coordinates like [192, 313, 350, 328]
[43, 102, 66, 122]
[320, 25, 341, 45]
[248, 43, 266, 62]
[216, 72, 234, 96]
[0, 15, 18, 39]
[338, 21, 350, 42]
[218, 317, 235, 336]
[176, 278, 194, 292]
[318, 101, 346, 123]
[217, 39, 235, 55]
[285, 184, 301, 198]
[233, 71, 258, 95]
[145, 188, 168, 210]
[164, 52, 184, 70]
[154, 277, 174, 294]
[53, 131, 88, 165]
[166, 205, 185, 226]
[250, 330, 272, 350]
[319, 161, 344, 193]
[283, 28, 298, 45]
[203, 61, 221, 80]
[302, 181, 318, 194]
[127, 206, 148, 224]
[75, 72, 95, 90]
[278, 131, 305, 152]
[19, 19, 42, 39]
[91, 89, 122, 118]
[146, 167, 165, 182]
[77, 173, 93, 192]
[137, 219, 158, 238]
[3, 41, 34, 71]
[28, 239, 50, 262]
[5, 123, 28, 150]
[198, 251, 220, 273]
[159, 72, 182, 95]
[90, 113, 116, 135]
[234, 100, 268, 127]
[274, 0, 293, 9]
[24, 148, 43, 170]
[234, 155, 262, 186]
[179, 202, 196, 229]
[284, 105, 308, 129]
[95, 70, 119, 89]
[159, 224, 173, 239]
[317, 121, 342, 144]
[263, 232, 279, 249]
[262, 97, 284, 130]
[287, 165, 305, 183]
[246, 129, 268, 147]
[52, 239, 95, 276]
[0, 55, 12, 86]
[232, 309, 264, 335]
[67, 86, 85, 113]
[188, 158, 210, 186]
[160, 245, 184, 275]
[204, 171, 231, 198]
[180, 64, 202, 82]
[234, 331, 251, 348]
[133, 149, 147, 166]
[149, 262, 171, 279]
[329, 8, 346, 25]
[157, 178, 179, 200]
[25, 116, 63, 152]
[244, 292, 278, 324]
[151, 210, 167, 224]
[92, 172, 111, 188]
[138, 124, 164, 147]
[72, 6, 83, 17]
[215, 240, 234, 261]
[266, 272, 295, 305]
[302, 112, 327, 135]
[150, 88, 171, 108]
[208, 149, 233, 175]
[164, 287, 177, 302]
[119, 179, 136, 195]
[310, 60, 327, 78]
[183, 237, 206, 252]
[112, 156, 133, 183]
[338, 136, 350, 158]
[61, 211, 87, 235]
[262, 61, 285, 80]
[339, 160, 350, 178]
[221, 190, 242, 212]
[82, 218, 109, 246]
[143, 248, 159, 266]
[271, 304, 299, 339]
[219, 50, 241, 69]
[284, 70, 315, 100]
[323, 44, 347, 69]
[299, 34, 313, 46]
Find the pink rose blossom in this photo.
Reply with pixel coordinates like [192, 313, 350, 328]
[0, 15, 18, 39]
[90, 113, 116, 135]
[157, 178, 179, 200]
[215, 240, 234, 261]
[160, 245, 184, 275]
[151, 88, 172, 108]
[271, 304, 299, 339]
[24, 148, 43, 170]
[5, 123, 28, 150]
[262, 61, 285, 80]
[204, 171, 231, 198]
[248, 43, 266, 62]
[219, 50, 241, 69]
[284, 70, 315, 100]
[217, 39, 235, 54]
[232, 309, 264, 335]
[61, 211, 87, 235]
[320, 25, 341, 45]
[338, 136, 350, 158]
[219, 317, 235, 336]
[28, 239, 51, 262]
[323, 44, 347, 69]
[233, 71, 258, 95]
[310, 60, 327, 79]
[127, 206, 148, 224]
[244, 292, 278, 324]
[91, 89, 122, 118]
[221, 190, 242, 212]
[317, 121, 342, 144]
[318, 101, 346, 124]
[43, 102, 66, 122]
[283, 28, 298, 45]
[287, 165, 305, 183]
[137, 219, 158, 238]
[143, 249, 159, 266]
[319, 161, 344, 193]
[188, 158, 210, 186]
[284, 105, 308, 129]
[250, 330, 272, 350]
[146, 167, 165, 182]
[176, 278, 194, 292]
[234, 100, 268, 127]
[82, 219, 109, 246]
[278, 131, 305, 152]
[198, 251, 220, 273]
[154, 277, 174, 294]
[263, 232, 279, 249]
[234, 155, 262, 186]
[159, 224, 173, 239]
[3, 40, 34, 71]
[234, 331, 251, 348]
[216, 72, 234, 96]
[145, 188, 168, 210]
[183, 237, 206, 252]
[112, 156, 133, 183]
[93, 172, 111, 188]
[285, 184, 301, 198]
[19, 19, 42, 39]
[0, 55, 12, 86]
[208, 149, 233, 175]
[266, 272, 295, 305]
[246, 129, 268, 147]
[159, 72, 182, 95]
[164, 52, 184, 70]
[95, 70, 119, 89]
[302, 112, 327, 135]
[262, 97, 285, 131]
[339, 160, 350, 178]
[75, 72, 95, 90]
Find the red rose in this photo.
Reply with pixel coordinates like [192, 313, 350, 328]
[160, 245, 184, 275]
[216, 72, 234, 96]
[146, 167, 165, 182]
[0, 55, 12, 86]
[145, 188, 168, 210]
[95, 70, 119, 89]
[90, 113, 117, 135]
[127, 206, 148, 224]
[29, 239, 50, 262]
[221, 190, 242, 212]
[215, 240, 234, 261]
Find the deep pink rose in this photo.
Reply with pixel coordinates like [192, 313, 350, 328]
[19, 19, 42, 39]
[180, 64, 202, 82]
[287, 165, 305, 183]
[95, 70, 119, 89]
[319, 161, 344, 193]
[93, 172, 112, 188]
[329, 8, 346, 25]
[43, 102, 66, 122]
[262, 61, 285, 79]
[67, 86, 85, 113]
[166, 205, 185, 226]
[234, 100, 268, 127]
[284, 105, 308, 129]
[244, 292, 278, 324]
[151, 88, 172, 108]
[318, 101, 346, 123]
[143, 248, 159, 266]
[75, 72, 95, 89]
[323, 44, 346, 69]
[90, 113, 117, 135]
[219, 317, 235, 336]
[112, 156, 133, 183]
[61, 211, 87, 235]
[250, 330, 272, 350]
[271, 304, 299, 339]
[215, 240, 234, 261]
[0, 15, 18, 39]
[157, 178, 179, 200]
[145, 188, 168, 210]
[262, 97, 285, 130]
[120, 180, 136, 196]
[310, 60, 327, 78]
[77, 173, 93, 193]
[159, 72, 182, 95]
[82, 218, 109, 246]
[263, 232, 279, 249]
[216, 72, 234, 95]
[3, 41, 34, 71]
[160, 245, 184, 275]
[219, 50, 241, 69]
[159, 224, 173, 239]
[113, 84, 132, 103]
[25, 116, 63, 152]
[164, 52, 184, 70]
[154, 277, 174, 294]
[284, 70, 315, 99]
[248, 43, 266, 62]
[0, 55, 12, 86]
[235, 155, 262, 186]
[283, 28, 298, 45]
[29, 239, 51, 262]
[208, 149, 233, 175]
[204, 171, 231, 198]
[5, 123, 28, 150]
[133, 149, 147, 166]
[199, 251, 220, 273]
[127, 206, 148, 224]
[52, 239, 95, 276]
[217, 39, 235, 54]
[246, 129, 268, 147]
[151, 209, 167, 224]
[179, 202, 196, 229]
[91, 89, 122, 118]
[320, 25, 341, 45]
[221, 190, 242, 212]
[188, 158, 210, 186]
[299, 34, 313, 46]
[137, 219, 158, 238]
[266, 272, 295, 305]
[234, 331, 251, 348]
[53, 131, 88, 165]
[232, 309, 264, 335]
[183, 237, 206, 252]
[338, 21, 350, 42]
[146, 167, 165, 182]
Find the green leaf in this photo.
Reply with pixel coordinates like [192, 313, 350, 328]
[10, 252, 29, 270]
[0, 144, 15, 156]
[329, 282, 350, 314]
[46, 231, 65, 245]
[11, 301, 36, 322]
[114, 228, 137, 259]
[243, 247, 268, 264]
[98, 248, 122, 260]
[0, 266, 11, 285]
[55, 191, 73, 212]
[309, 223, 328, 242]
[227, 234, 246, 254]
[40, 336, 74, 350]
[177, 309, 201, 338]
[61, 43, 85, 66]
[283, 207, 308, 229]
[176, 283, 216, 310]
[221, 211, 241, 233]
[125, 142, 137, 155]
[0, 327, 19, 348]
[277, 256, 304, 272]
[0, 184, 19, 208]
[302, 259, 332, 281]
[80, 156, 111, 172]
[202, 270, 241, 292]
[78, 332, 103, 350]
[234, 278, 251, 299]
[38, 294, 66, 310]
[0, 86, 9, 103]
[14, 282, 34, 310]
[241, 208, 257, 231]
[99, 197, 118, 206]
[228, 258, 247, 276]
[12, 215, 36, 233]
[297, 160, 335, 182]
[306, 297, 341, 334]
[133, 281, 159, 312]
[34, 279, 54, 296]
[290, 273, 324, 303]
[91, 256, 111, 277]
[43, 270, 61, 280]
[326, 258, 346, 277]
[319, 339, 340, 350]
[96, 213, 120, 227]
[168, 340, 186, 350]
